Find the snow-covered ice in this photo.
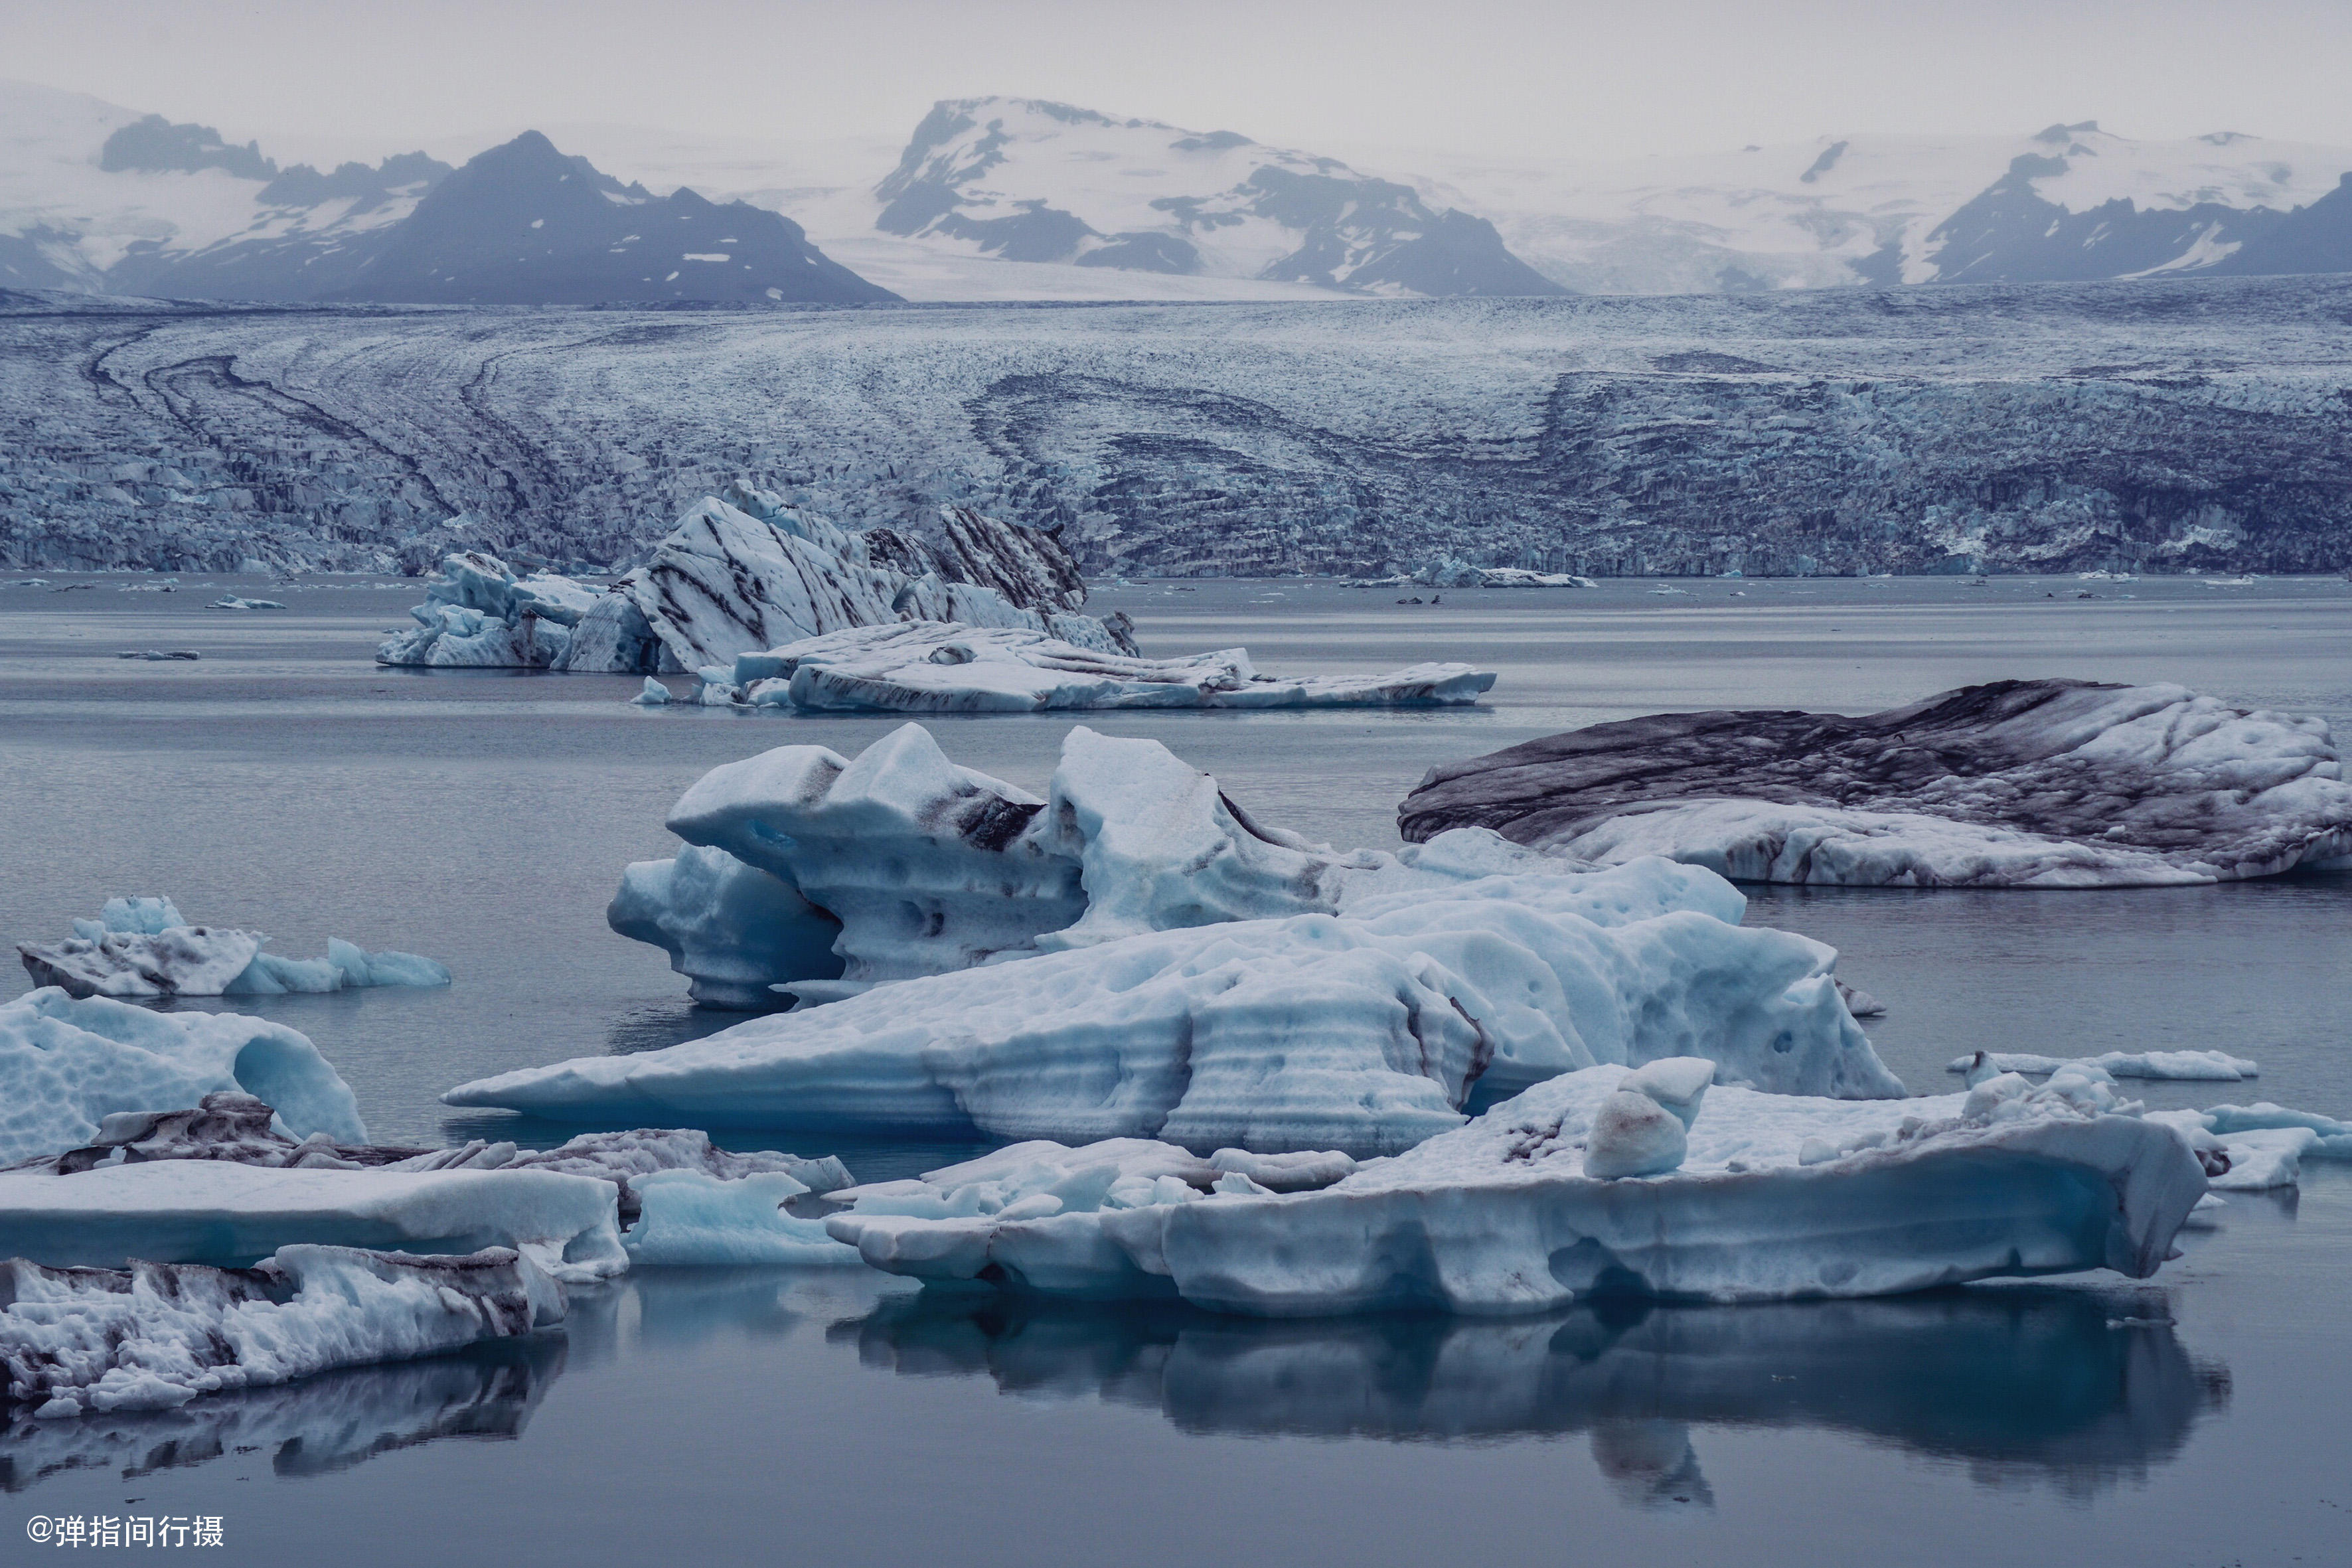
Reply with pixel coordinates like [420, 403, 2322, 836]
[457, 843, 1899, 1154]
[2148, 1103, 2352, 1191]
[17, 895, 450, 1000]
[0, 988, 364, 1166]
[700, 620, 1494, 713]
[1950, 1048, 2260, 1081]
[827, 1063, 2205, 1312]
[1401, 679, 2352, 886]
[0, 1245, 560, 1417]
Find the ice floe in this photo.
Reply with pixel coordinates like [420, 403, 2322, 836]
[690, 621, 1494, 713]
[2147, 1103, 2352, 1191]
[378, 480, 1132, 674]
[0, 1159, 628, 1281]
[16, 896, 449, 1000]
[0, 989, 364, 1166]
[826, 1061, 2205, 1312]
[1399, 678, 2352, 886]
[0, 1245, 560, 1417]
[1950, 1048, 2259, 1081]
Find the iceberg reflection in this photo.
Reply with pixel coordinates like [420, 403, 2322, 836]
[0, 1336, 564, 1494]
[842, 1285, 2229, 1502]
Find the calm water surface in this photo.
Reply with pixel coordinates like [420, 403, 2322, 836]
[2, 573, 2348, 1565]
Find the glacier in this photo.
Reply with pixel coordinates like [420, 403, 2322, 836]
[17, 895, 451, 1000]
[9, 284, 2352, 579]
[0, 988, 364, 1166]
[1399, 678, 2352, 887]
[824, 1061, 2206, 1313]
[377, 481, 1132, 675]
[692, 620, 1494, 713]
[0, 1245, 560, 1417]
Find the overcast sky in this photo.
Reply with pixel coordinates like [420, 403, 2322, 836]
[9, 0, 2352, 164]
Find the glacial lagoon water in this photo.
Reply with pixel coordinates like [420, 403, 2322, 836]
[2, 572, 2348, 1565]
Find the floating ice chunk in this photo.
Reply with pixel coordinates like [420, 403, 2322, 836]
[830, 1067, 2205, 1312]
[0, 1160, 627, 1282]
[607, 845, 842, 1010]
[2204, 1102, 2352, 1155]
[0, 991, 364, 1166]
[449, 865, 1900, 1156]
[1948, 1048, 2260, 1081]
[732, 621, 1496, 714]
[1401, 678, 2352, 886]
[629, 675, 673, 706]
[17, 899, 449, 1000]
[2143, 1101, 2352, 1190]
[619, 1169, 859, 1265]
[206, 595, 285, 610]
[117, 649, 202, 661]
[0, 1245, 561, 1416]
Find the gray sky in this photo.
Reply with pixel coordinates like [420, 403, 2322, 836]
[9, 0, 2352, 163]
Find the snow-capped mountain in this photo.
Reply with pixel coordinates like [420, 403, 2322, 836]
[1381, 122, 2352, 293]
[864, 98, 1565, 297]
[0, 80, 893, 305]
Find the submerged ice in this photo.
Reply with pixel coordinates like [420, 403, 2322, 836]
[1400, 678, 2352, 887]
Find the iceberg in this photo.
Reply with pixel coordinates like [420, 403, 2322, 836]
[0, 989, 364, 1166]
[0, 1245, 560, 1417]
[826, 1062, 2205, 1313]
[455, 850, 1900, 1154]
[1950, 1049, 2259, 1082]
[378, 480, 1135, 674]
[703, 621, 1495, 714]
[2146, 1103, 2352, 1192]
[615, 722, 1739, 1010]
[620, 1169, 859, 1266]
[17, 896, 450, 1000]
[1399, 678, 2352, 886]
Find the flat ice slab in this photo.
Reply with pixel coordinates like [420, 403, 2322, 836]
[714, 621, 1495, 713]
[1951, 1049, 2259, 1081]
[0, 1245, 561, 1416]
[828, 1064, 2207, 1314]
[0, 1160, 626, 1281]
[1400, 678, 2352, 886]
[0, 988, 364, 1166]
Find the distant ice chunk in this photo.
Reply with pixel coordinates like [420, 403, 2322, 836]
[1401, 678, 2352, 886]
[829, 1066, 2205, 1312]
[1949, 1048, 2259, 1081]
[0, 990, 364, 1166]
[0, 1245, 560, 1416]
[449, 858, 1901, 1156]
[206, 595, 285, 611]
[17, 898, 449, 1000]
[730, 621, 1495, 713]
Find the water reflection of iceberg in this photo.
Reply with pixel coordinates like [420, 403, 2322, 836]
[0, 1336, 564, 1494]
[844, 1287, 2228, 1502]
